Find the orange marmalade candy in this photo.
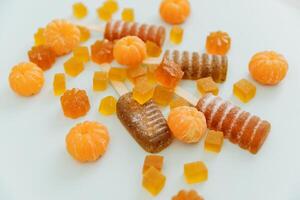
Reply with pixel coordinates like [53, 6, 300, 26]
[53, 73, 66, 96]
[160, 0, 190, 25]
[77, 25, 91, 42]
[127, 65, 147, 82]
[72, 2, 88, 19]
[103, 0, 119, 14]
[28, 45, 56, 70]
[153, 85, 174, 106]
[204, 130, 224, 153]
[142, 166, 166, 196]
[170, 26, 184, 44]
[169, 97, 191, 110]
[143, 155, 164, 174]
[206, 31, 231, 56]
[184, 161, 208, 184]
[97, 6, 113, 21]
[44, 19, 80, 56]
[172, 190, 204, 200]
[73, 46, 90, 63]
[196, 77, 219, 95]
[91, 40, 114, 64]
[34, 28, 45, 46]
[146, 41, 162, 57]
[9, 62, 44, 97]
[168, 106, 207, 143]
[99, 96, 117, 115]
[113, 36, 147, 67]
[155, 56, 183, 89]
[66, 121, 110, 162]
[132, 81, 155, 105]
[122, 8, 135, 22]
[249, 51, 288, 85]
[60, 88, 90, 119]
[233, 79, 256, 103]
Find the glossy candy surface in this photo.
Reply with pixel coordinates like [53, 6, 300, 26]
[72, 2, 88, 19]
[172, 190, 204, 200]
[184, 161, 208, 184]
[73, 46, 90, 63]
[53, 73, 66, 96]
[160, 0, 191, 24]
[64, 57, 84, 77]
[99, 96, 117, 115]
[91, 40, 114, 64]
[206, 31, 231, 55]
[196, 77, 219, 95]
[142, 167, 166, 196]
[93, 71, 108, 91]
[170, 26, 184, 44]
[122, 8, 135, 22]
[233, 79, 256, 103]
[28, 45, 56, 70]
[143, 155, 164, 174]
[204, 130, 224, 153]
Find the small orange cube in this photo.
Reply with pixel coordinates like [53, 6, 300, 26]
[64, 57, 84, 77]
[146, 41, 162, 57]
[153, 85, 174, 106]
[108, 67, 127, 82]
[127, 66, 147, 82]
[196, 77, 219, 95]
[73, 46, 90, 63]
[132, 81, 155, 105]
[142, 167, 166, 196]
[233, 79, 256, 103]
[184, 161, 208, 184]
[93, 71, 108, 91]
[169, 97, 191, 110]
[204, 130, 224, 153]
[99, 96, 117, 115]
[143, 155, 164, 174]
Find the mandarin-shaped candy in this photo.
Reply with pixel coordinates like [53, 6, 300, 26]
[66, 121, 110, 162]
[72, 2, 88, 19]
[77, 25, 91, 42]
[206, 31, 231, 56]
[9, 62, 44, 96]
[113, 36, 146, 67]
[60, 88, 90, 119]
[160, 0, 190, 25]
[248, 51, 288, 85]
[168, 106, 207, 143]
[172, 190, 204, 200]
[28, 45, 56, 70]
[44, 19, 80, 56]
[91, 40, 114, 64]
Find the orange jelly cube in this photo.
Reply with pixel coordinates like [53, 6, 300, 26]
[99, 96, 117, 115]
[146, 41, 162, 57]
[142, 166, 166, 196]
[64, 57, 84, 77]
[143, 155, 164, 174]
[97, 6, 112, 21]
[233, 79, 256, 103]
[133, 75, 148, 85]
[146, 64, 158, 84]
[132, 81, 155, 105]
[204, 130, 224, 153]
[108, 67, 127, 82]
[127, 65, 147, 82]
[170, 26, 184, 45]
[196, 77, 219, 95]
[93, 71, 108, 91]
[153, 85, 174, 106]
[184, 161, 208, 184]
[73, 46, 90, 63]
[34, 28, 45, 46]
[53, 73, 66, 96]
[77, 25, 91, 42]
[72, 2, 88, 19]
[103, 0, 119, 14]
[169, 97, 191, 110]
[122, 8, 135, 22]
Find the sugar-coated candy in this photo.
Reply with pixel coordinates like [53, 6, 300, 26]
[143, 155, 164, 174]
[66, 121, 109, 162]
[72, 2, 88, 19]
[99, 96, 117, 116]
[93, 71, 108, 91]
[104, 20, 166, 47]
[60, 88, 90, 119]
[155, 56, 184, 89]
[204, 130, 224, 153]
[146, 41, 162, 57]
[103, 0, 119, 14]
[77, 25, 91, 42]
[196, 93, 271, 154]
[168, 106, 207, 143]
[170, 26, 184, 44]
[34, 28, 45, 46]
[73, 46, 90, 63]
[53, 73, 66, 96]
[9, 62, 44, 97]
[169, 97, 191, 110]
[233, 79, 256, 103]
[113, 36, 146, 67]
[127, 65, 147, 82]
[160, 0, 190, 24]
[108, 67, 127, 81]
[197, 77, 219, 95]
[249, 51, 288, 85]
[116, 93, 173, 153]
[172, 190, 204, 200]
[91, 40, 114, 65]
[164, 50, 228, 82]
[64, 57, 84, 77]
[184, 161, 208, 184]
[28, 45, 56, 71]
[142, 166, 166, 196]
[206, 31, 231, 56]
[44, 20, 80, 56]
[153, 85, 174, 106]
[122, 8, 135, 22]
[97, 6, 112, 21]
[133, 81, 155, 105]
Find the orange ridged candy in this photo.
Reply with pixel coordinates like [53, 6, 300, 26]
[206, 31, 231, 56]
[249, 51, 288, 85]
[9, 62, 44, 96]
[167, 106, 207, 143]
[160, 0, 190, 25]
[66, 121, 110, 162]
[113, 36, 146, 68]
[44, 19, 80, 56]
[172, 190, 204, 200]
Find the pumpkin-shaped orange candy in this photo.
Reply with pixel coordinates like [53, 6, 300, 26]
[167, 106, 207, 143]
[113, 36, 146, 68]
[66, 121, 110, 162]
[160, 0, 191, 25]
[249, 51, 288, 85]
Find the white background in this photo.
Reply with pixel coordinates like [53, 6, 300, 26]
[0, 0, 300, 199]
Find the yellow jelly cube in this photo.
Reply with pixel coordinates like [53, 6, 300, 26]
[127, 66, 147, 83]
[143, 155, 164, 174]
[93, 71, 108, 91]
[153, 85, 174, 106]
[204, 130, 224, 153]
[97, 6, 112, 21]
[134, 75, 149, 85]
[122, 8, 135, 22]
[169, 97, 191, 109]
[197, 77, 219, 95]
[99, 96, 117, 115]
[146, 64, 158, 84]
[64, 57, 84, 77]
[142, 166, 166, 196]
[73, 46, 90, 63]
[34, 28, 45, 46]
[170, 26, 184, 45]
[53, 73, 66, 96]
[132, 81, 154, 105]
[108, 67, 127, 82]
[184, 161, 208, 184]
[77, 25, 91, 42]
[103, 0, 119, 14]
[146, 41, 162, 57]
[233, 79, 256, 103]
[72, 2, 88, 19]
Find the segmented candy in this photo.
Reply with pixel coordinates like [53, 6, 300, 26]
[160, 0, 191, 25]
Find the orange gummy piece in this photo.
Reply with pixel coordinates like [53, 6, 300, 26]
[28, 45, 56, 71]
[97, 6, 112, 21]
[72, 2, 88, 19]
[184, 161, 208, 184]
[44, 19, 80, 56]
[103, 0, 119, 13]
[196, 77, 219, 95]
[66, 121, 110, 162]
[143, 155, 164, 174]
[113, 36, 146, 67]
[91, 40, 114, 65]
[99, 96, 117, 115]
[206, 31, 231, 56]
[60, 88, 90, 119]
[127, 65, 147, 83]
[77, 25, 91, 42]
[108, 67, 127, 81]
[53, 73, 66, 96]
[146, 64, 158, 84]
[9, 62, 44, 97]
[249, 51, 288, 85]
[93, 71, 108, 91]
[170, 26, 184, 44]
[172, 190, 204, 200]
[122, 8, 135, 22]
[132, 81, 155, 105]
[233, 79, 256, 103]
[169, 97, 191, 110]
[73, 46, 90, 63]
[142, 167, 166, 196]
[204, 130, 224, 153]
[146, 41, 162, 57]
[64, 57, 84, 77]
[153, 85, 174, 106]
[34, 28, 45, 46]
[160, 0, 190, 25]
